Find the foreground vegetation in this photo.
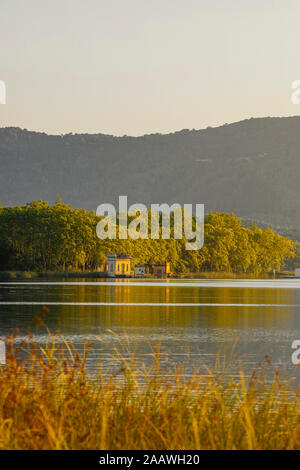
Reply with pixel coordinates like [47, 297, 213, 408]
[1, 336, 300, 450]
[0, 200, 295, 274]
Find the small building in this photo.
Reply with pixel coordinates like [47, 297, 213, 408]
[107, 253, 131, 277]
[152, 262, 171, 278]
[295, 268, 300, 278]
[135, 264, 146, 277]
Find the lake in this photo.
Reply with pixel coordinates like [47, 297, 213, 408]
[0, 278, 300, 382]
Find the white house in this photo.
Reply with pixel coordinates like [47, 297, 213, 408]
[107, 253, 131, 277]
[134, 264, 146, 277]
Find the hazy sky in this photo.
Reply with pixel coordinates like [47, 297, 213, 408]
[0, 0, 300, 136]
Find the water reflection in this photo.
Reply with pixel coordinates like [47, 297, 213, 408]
[0, 279, 299, 381]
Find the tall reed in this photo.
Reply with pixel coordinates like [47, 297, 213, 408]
[0, 333, 299, 450]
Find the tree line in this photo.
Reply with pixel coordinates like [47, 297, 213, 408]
[0, 200, 295, 274]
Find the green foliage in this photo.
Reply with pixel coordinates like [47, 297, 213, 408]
[285, 241, 300, 270]
[0, 201, 295, 273]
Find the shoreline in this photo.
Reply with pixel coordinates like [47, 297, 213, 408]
[0, 270, 288, 281]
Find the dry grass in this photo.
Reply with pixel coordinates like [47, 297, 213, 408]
[0, 334, 300, 450]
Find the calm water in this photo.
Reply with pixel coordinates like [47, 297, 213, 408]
[1, 278, 300, 382]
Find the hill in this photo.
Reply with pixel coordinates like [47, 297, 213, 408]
[1, 116, 300, 229]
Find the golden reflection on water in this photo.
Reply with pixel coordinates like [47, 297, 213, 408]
[1, 280, 299, 380]
[51, 282, 295, 333]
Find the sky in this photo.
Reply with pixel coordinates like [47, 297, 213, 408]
[0, 0, 300, 136]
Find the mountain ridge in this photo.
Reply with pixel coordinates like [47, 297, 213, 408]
[1, 115, 300, 230]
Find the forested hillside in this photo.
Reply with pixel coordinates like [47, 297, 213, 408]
[1, 116, 300, 228]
